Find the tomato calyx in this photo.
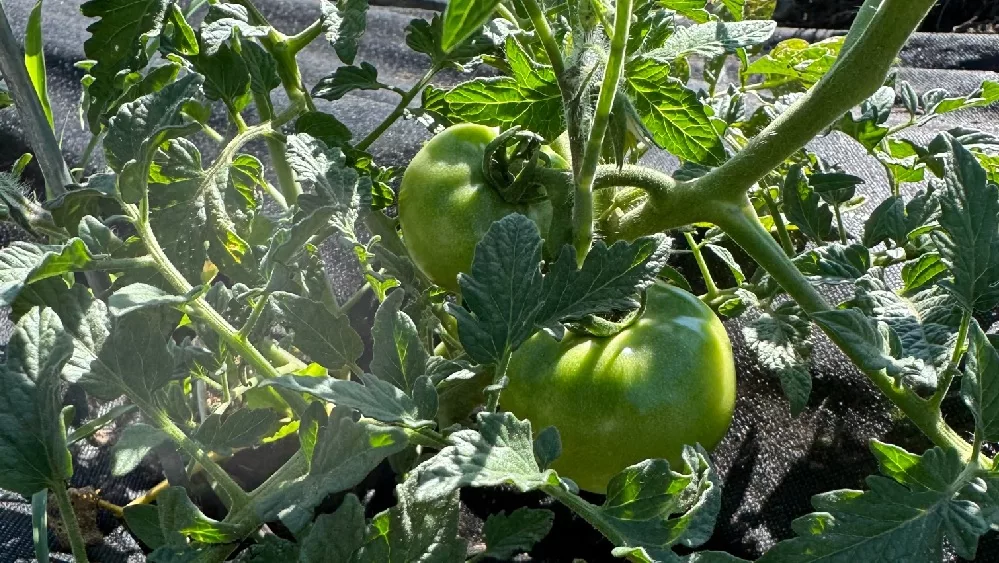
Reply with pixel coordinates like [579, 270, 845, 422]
[565, 287, 648, 337]
[482, 126, 564, 205]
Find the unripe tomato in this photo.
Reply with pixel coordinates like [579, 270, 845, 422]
[503, 282, 737, 493]
[398, 124, 558, 293]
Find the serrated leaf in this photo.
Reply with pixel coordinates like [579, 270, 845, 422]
[0, 308, 74, 497]
[962, 321, 999, 442]
[255, 408, 408, 533]
[0, 240, 96, 306]
[242, 41, 281, 97]
[414, 411, 554, 499]
[794, 244, 870, 284]
[192, 43, 251, 111]
[928, 80, 999, 115]
[538, 235, 671, 328]
[745, 36, 843, 91]
[445, 38, 564, 140]
[932, 134, 999, 312]
[863, 195, 908, 248]
[782, 165, 832, 243]
[194, 409, 283, 454]
[902, 253, 947, 295]
[321, 0, 369, 65]
[81, 0, 170, 125]
[108, 283, 199, 316]
[263, 373, 435, 428]
[299, 494, 366, 563]
[156, 487, 241, 544]
[743, 310, 812, 415]
[481, 507, 554, 560]
[199, 11, 268, 56]
[625, 57, 724, 165]
[285, 134, 370, 239]
[111, 423, 170, 476]
[533, 426, 562, 470]
[273, 292, 363, 371]
[296, 111, 353, 148]
[371, 290, 429, 393]
[440, 0, 502, 52]
[810, 173, 863, 205]
[647, 20, 775, 62]
[105, 74, 204, 203]
[759, 442, 991, 562]
[354, 471, 467, 563]
[313, 62, 386, 101]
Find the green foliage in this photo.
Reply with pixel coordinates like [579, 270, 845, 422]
[5, 0, 999, 561]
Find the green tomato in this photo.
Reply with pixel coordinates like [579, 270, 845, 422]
[398, 123, 558, 293]
[503, 282, 737, 493]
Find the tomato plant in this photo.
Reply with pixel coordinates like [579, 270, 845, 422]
[505, 282, 736, 493]
[0, 0, 997, 561]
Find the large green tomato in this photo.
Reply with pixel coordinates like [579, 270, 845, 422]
[503, 282, 737, 493]
[398, 124, 558, 293]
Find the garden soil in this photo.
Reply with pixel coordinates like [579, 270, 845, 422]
[0, 1, 998, 561]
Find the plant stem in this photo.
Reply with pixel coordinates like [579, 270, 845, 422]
[834, 204, 847, 244]
[484, 352, 512, 413]
[542, 484, 625, 545]
[0, 4, 72, 199]
[929, 310, 972, 410]
[355, 66, 439, 151]
[760, 187, 795, 256]
[50, 482, 90, 563]
[690, 0, 937, 204]
[711, 199, 975, 460]
[252, 91, 301, 205]
[76, 132, 104, 182]
[287, 18, 323, 55]
[128, 205, 309, 416]
[684, 231, 720, 298]
[517, 0, 565, 77]
[572, 0, 632, 263]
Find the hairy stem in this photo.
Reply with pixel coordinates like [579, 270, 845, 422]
[711, 199, 975, 460]
[542, 484, 625, 545]
[929, 310, 972, 410]
[684, 231, 720, 298]
[572, 0, 633, 262]
[689, 0, 936, 204]
[51, 482, 90, 563]
[253, 91, 301, 205]
[760, 187, 795, 256]
[517, 0, 565, 77]
[356, 67, 439, 151]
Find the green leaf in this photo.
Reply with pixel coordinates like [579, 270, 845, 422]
[450, 214, 669, 363]
[354, 471, 467, 562]
[105, 74, 204, 203]
[742, 307, 812, 416]
[312, 62, 386, 101]
[108, 283, 199, 316]
[25, 1, 53, 129]
[863, 195, 907, 248]
[781, 165, 832, 243]
[321, 0, 369, 65]
[705, 244, 745, 285]
[928, 80, 999, 115]
[901, 253, 947, 295]
[445, 38, 564, 140]
[794, 244, 870, 284]
[156, 487, 242, 544]
[836, 86, 894, 151]
[372, 290, 429, 392]
[533, 425, 562, 470]
[932, 133, 999, 312]
[659, 0, 711, 23]
[962, 321, 999, 442]
[264, 373, 436, 428]
[243, 42, 281, 97]
[759, 442, 991, 562]
[80, 0, 170, 125]
[440, 0, 502, 53]
[255, 408, 408, 533]
[296, 111, 353, 149]
[481, 507, 554, 560]
[148, 543, 238, 563]
[162, 4, 198, 56]
[647, 20, 776, 62]
[447, 214, 545, 364]
[0, 240, 96, 306]
[273, 292, 363, 371]
[415, 412, 555, 498]
[0, 308, 74, 497]
[299, 494, 366, 563]
[111, 423, 170, 476]
[625, 57, 724, 165]
[406, 14, 506, 70]
[192, 43, 251, 111]
[124, 503, 166, 548]
[199, 5, 268, 56]
[285, 133, 370, 239]
[745, 36, 844, 91]
[810, 173, 863, 206]
[193, 409, 283, 454]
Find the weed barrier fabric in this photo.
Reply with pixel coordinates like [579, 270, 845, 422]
[0, 1, 997, 561]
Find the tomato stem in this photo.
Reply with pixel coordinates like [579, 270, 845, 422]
[51, 482, 91, 563]
[928, 310, 972, 411]
[571, 0, 633, 264]
[684, 231, 720, 299]
[356, 66, 440, 151]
